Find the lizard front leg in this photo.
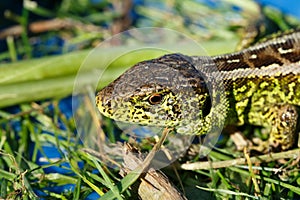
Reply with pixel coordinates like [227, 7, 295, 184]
[248, 103, 298, 151]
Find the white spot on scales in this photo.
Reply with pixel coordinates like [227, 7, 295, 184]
[278, 47, 293, 54]
[227, 59, 240, 63]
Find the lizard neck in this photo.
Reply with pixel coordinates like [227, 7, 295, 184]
[190, 30, 300, 131]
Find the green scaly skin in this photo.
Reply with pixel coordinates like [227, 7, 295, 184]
[96, 30, 300, 150]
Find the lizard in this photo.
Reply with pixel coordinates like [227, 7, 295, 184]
[96, 30, 300, 151]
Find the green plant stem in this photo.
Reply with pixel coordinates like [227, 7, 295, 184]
[0, 39, 238, 108]
[181, 148, 300, 170]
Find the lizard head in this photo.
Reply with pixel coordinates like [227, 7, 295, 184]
[96, 54, 212, 135]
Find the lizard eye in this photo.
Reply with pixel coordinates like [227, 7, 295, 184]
[148, 93, 162, 105]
